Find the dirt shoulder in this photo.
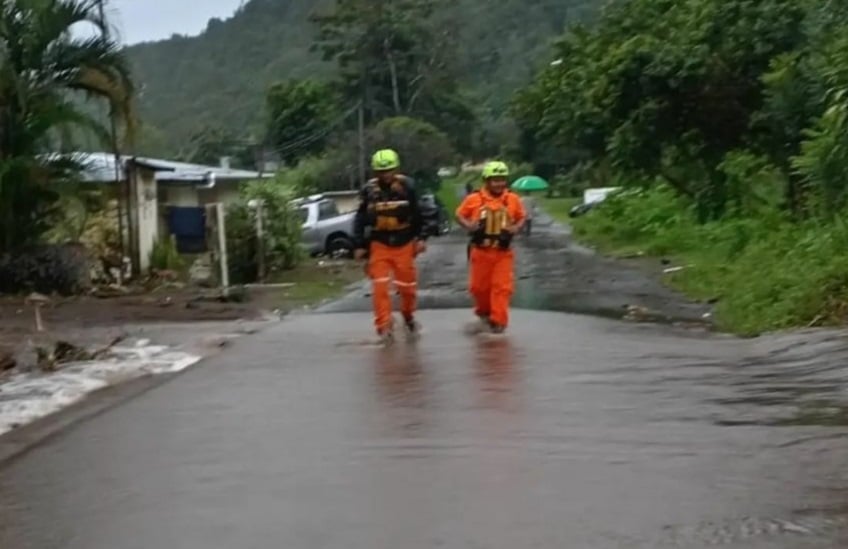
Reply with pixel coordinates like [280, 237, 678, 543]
[0, 258, 364, 372]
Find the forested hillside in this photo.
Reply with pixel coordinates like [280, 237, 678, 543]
[126, 0, 599, 155]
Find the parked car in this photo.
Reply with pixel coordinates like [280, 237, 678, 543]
[418, 192, 451, 237]
[293, 192, 449, 258]
[292, 195, 357, 258]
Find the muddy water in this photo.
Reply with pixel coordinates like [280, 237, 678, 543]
[2, 228, 848, 548]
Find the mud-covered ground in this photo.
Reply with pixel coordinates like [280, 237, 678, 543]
[0, 259, 364, 372]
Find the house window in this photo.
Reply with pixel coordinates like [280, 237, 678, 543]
[297, 207, 310, 224]
[318, 201, 338, 220]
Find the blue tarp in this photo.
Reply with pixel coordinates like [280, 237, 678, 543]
[167, 207, 207, 253]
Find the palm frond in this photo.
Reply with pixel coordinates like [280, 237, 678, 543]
[0, 0, 136, 253]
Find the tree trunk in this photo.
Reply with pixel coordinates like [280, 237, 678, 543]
[383, 38, 402, 115]
[659, 169, 694, 198]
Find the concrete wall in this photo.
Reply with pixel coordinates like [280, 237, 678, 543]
[323, 191, 360, 214]
[333, 195, 359, 214]
[159, 181, 244, 209]
[166, 186, 200, 207]
[198, 182, 241, 206]
[128, 167, 159, 273]
[156, 182, 244, 258]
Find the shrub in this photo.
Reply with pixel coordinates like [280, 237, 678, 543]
[226, 180, 303, 284]
[572, 184, 848, 334]
[0, 244, 92, 295]
[149, 235, 184, 272]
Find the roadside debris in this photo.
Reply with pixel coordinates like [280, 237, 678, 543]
[624, 304, 653, 321]
[663, 265, 695, 274]
[0, 345, 15, 372]
[36, 336, 125, 373]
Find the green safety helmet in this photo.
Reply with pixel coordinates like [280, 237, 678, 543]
[482, 161, 510, 180]
[371, 149, 401, 171]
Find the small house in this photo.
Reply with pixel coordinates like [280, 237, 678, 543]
[71, 152, 270, 272]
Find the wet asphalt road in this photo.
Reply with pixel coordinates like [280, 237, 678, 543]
[4, 229, 848, 547]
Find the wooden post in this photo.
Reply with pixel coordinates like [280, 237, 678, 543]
[255, 202, 266, 283]
[357, 101, 366, 189]
[215, 202, 230, 297]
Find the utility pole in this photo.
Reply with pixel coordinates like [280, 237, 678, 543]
[357, 101, 365, 190]
[357, 61, 369, 189]
[249, 200, 266, 283]
[215, 203, 230, 297]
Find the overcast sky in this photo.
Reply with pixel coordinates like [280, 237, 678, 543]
[107, 0, 245, 45]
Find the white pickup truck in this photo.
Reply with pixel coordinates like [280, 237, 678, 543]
[291, 195, 357, 258]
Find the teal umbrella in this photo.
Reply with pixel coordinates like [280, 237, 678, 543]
[511, 175, 549, 192]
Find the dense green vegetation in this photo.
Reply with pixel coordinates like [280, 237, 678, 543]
[0, 0, 133, 254]
[226, 179, 304, 284]
[125, 0, 601, 158]
[518, 0, 848, 334]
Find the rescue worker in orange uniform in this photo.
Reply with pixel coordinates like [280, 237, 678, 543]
[456, 161, 526, 334]
[354, 149, 429, 344]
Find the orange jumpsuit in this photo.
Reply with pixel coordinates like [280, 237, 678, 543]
[354, 176, 428, 333]
[456, 189, 526, 328]
[368, 241, 417, 331]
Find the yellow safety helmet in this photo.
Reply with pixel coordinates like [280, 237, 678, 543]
[371, 149, 401, 171]
[482, 161, 509, 179]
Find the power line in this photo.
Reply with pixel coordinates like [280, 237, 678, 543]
[266, 101, 361, 158]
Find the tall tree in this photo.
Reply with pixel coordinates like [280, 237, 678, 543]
[181, 125, 255, 169]
[311, 0, 474, 149]
[0, 0, 134, 252]
[264, 79, 340, 165]
[513, 0, 806, 219]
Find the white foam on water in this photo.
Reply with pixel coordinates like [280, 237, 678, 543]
[0, 341, 201, 436]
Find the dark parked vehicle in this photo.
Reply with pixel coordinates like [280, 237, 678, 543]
[419, 192, 451, 236]
[569, 202, 597, 218]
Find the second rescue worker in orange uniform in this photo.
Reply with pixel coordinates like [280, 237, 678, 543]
[456, 161, 526, 334]
[354, 149, 429, 345]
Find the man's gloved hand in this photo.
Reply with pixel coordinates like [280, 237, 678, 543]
[498, 230, 514, 250]
[470, 220, 486, 246]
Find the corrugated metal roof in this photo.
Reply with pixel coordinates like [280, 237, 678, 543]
[53, 152, 269, 184]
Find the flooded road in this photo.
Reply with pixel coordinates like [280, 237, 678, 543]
[3, 229, 848, 548]
[321, 213, 711, 325]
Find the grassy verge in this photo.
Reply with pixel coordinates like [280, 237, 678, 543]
[563, 186, 848, 336]
[437, 174, 476, 215]
[539, 197, 581, 224]
[269, 259, 364, 309]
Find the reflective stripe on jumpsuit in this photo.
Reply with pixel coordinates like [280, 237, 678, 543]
[368, 241, 417, 332]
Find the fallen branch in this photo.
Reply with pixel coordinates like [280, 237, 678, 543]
[36, 335, 126, 373]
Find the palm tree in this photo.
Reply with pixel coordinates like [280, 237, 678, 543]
[0, 0, 134, 253]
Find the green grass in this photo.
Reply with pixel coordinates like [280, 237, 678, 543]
[271, 259, 364, 308]
[539, 197, 581, 224]
[437, 174, 476, 215]
[569, 186, 848, 336]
